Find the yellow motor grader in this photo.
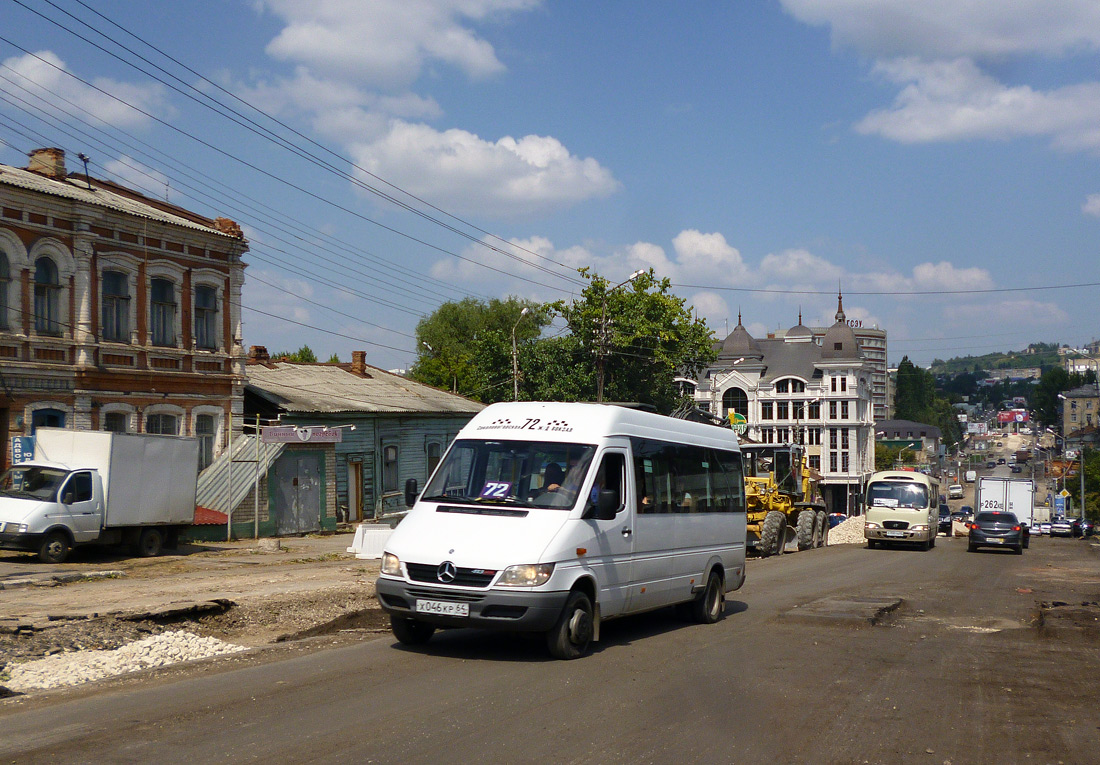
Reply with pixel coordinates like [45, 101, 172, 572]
[740, 444, 828, 557]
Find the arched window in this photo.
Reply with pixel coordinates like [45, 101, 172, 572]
[150, 278, 176, 346]
[34, 256, 61, 335]
[194, 285, 218, 350]
[722, 387, 748, 419]
[0, 249, 9, 330]
[101, 270, 130, 342]
[775, 378, 805, 394]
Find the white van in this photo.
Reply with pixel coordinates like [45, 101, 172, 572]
[376, 401, 747, 659]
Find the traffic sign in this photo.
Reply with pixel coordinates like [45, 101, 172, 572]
[1060, 489, 1071, 498]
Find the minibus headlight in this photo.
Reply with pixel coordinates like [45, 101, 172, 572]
[910, 524, 928, 532]
[864, 521, 879, 530]
[497, 563, 554, 587]
[380, 552, 402, 576]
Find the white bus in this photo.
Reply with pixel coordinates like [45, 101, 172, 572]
[863, 470, 939, 550]
[376, 401, 747, 659]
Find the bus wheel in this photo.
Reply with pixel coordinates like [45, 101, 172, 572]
[391, 616, 435, 646]
[546, 591, 593, 660]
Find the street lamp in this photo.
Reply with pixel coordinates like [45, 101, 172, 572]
[511, 307, 530, 401]
[596, 269, 645, 403]
[709, 358, 745, 419]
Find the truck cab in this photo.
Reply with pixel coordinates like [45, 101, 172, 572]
[0, 462, 105, 562]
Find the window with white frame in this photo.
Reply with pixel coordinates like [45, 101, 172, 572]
[101, 270, 130, 342]
[776, 401, 788, 420]
[34, 256, 61, 335]
[150, 278, 176, 346]
[196, 414, 215, 470]
[829, 401, 838, 419]
[760, 402, 773, 420]
[194, 285, 219, 350]
[830, 453, 838, 472]
[807, 429, 822, 446]
[841, 401, 849, 419]
[842, 453, 850, 472]
[809, 401, 821, 419]
[383, 444, 399, 493]
[809, 455, 821, 471]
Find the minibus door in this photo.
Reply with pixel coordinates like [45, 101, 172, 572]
[585, 450, 634, 619]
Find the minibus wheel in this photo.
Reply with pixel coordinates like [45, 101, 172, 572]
[546, 591, 593, 659]
[391, 616, 435, 646]
[691, 571, 724, 624]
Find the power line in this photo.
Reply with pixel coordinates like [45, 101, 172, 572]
[10, 0, 585, 287]
[670, 280, 1100, 296]
[0, 36, 577, 293]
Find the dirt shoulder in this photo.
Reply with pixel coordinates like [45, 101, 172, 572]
[0, 532, 387, 669]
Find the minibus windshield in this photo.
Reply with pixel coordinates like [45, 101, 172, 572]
[866, 481, 929, 510]
[420, 439, 596, 509]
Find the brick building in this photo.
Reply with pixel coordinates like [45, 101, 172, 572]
[0, 148, 247, 469]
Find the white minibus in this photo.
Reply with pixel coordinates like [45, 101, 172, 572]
[376, 401, 747, 659]
[863, 470, 939, 550]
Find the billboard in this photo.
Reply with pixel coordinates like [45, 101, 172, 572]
[997, 409, 1029, 424]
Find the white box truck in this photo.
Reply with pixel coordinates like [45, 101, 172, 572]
[0, 429, 199, 563]
[976, 476, 1035, 532]
[965, 470, 977, 483]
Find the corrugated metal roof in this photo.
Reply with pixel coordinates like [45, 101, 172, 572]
[195, 434, 285, 513]
[0, 163, 235, 238]
[246, 362, 484, 415]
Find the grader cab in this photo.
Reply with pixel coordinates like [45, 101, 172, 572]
[741, 444, 828, 557]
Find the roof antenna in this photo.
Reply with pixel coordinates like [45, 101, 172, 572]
[76, 152, 92, 190]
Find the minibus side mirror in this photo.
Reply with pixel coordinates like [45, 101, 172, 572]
[61, 489, 74, 505]
[596, 489, 620, 521]
[404, 478, 418, 508]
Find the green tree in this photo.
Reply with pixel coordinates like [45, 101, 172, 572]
[894, 356, 962, 448]
[1033, 366, 1070, 427]
[875, 443, 902, 471]
[273, 345, 318, 363]
[408, 297, 548, 401]
[327, 353, 341, 363]
[540, 268, 715, 412]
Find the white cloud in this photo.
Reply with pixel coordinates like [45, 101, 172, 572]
[349, 121, 619, 218]
[1084, 194, 1100, 216]
[259, 0, 538, 89]
[672, 230, 750, 283]
[759, 248, 844, 286]
[944, 298, 1069, 325]
[781, 0, 1100, 60]
[0, 51, 168, 129]
[856, 58, 1100, 151]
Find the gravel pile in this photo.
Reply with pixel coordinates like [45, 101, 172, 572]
[4, 630, 246, 693]
[828, 515, 866, 545]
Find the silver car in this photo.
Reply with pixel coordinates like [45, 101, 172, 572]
[1049, 518, 1074, 537]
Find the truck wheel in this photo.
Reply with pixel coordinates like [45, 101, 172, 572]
[818, 511, 829, 547]
[811, 511, 824, 548]
[867, 539, 878, 550]
[691, 570, 724, 624]
[136, 528, 163, 558]
[391, 616, 435, 646]
[38, 531, 70, 564]
[796, 510, 815, 551]
[546, 591, 593, 660]
[760, 511, 786, 557]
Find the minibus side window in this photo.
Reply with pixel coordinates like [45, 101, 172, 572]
[585, 452, 625, 515]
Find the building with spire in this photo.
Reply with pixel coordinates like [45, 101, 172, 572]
[694, 294, 875, 515]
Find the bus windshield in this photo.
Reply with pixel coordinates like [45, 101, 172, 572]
[867, 481, 930, 510]
[420, 440, 596, 510]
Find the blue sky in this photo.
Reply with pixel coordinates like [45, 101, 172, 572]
[3, 0, 1098, 371]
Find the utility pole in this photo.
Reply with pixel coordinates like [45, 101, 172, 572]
[595, 270, 644, 403]
[511, 307, 529, 401]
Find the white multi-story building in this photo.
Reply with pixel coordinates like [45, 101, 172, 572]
[695, 295, 876, 515]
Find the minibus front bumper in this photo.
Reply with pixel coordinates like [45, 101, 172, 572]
[376, 576, 570, 631]
[864, 526, 930, 542]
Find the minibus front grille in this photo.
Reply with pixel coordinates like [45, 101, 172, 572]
[437, 505, 529, 517]
[406, 563, 496, 588]
[406, 587, 486, 603]
[883, 520, 909, 530]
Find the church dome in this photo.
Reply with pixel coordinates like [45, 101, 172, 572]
[820, 292, 861, 360]
[718, 313, 763, 359]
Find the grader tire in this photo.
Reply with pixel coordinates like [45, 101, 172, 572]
[811, 510, 824, 548]
[760, 511, 787, 557]
[796, 510, 816, 551]
[820, 512, 830, 546]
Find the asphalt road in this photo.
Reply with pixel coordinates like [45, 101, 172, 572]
[2, 534, 1097, 764]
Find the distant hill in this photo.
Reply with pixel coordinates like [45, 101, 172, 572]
[928, 343, 1060, 376]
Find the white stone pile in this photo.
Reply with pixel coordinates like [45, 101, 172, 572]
[4, 630, 246, 693]
[827, 515, 866, 545]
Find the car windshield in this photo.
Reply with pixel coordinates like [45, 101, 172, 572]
[420, 439, 596, 510]
[867, 481, 930, 510]
[0, 465, 68, 501]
